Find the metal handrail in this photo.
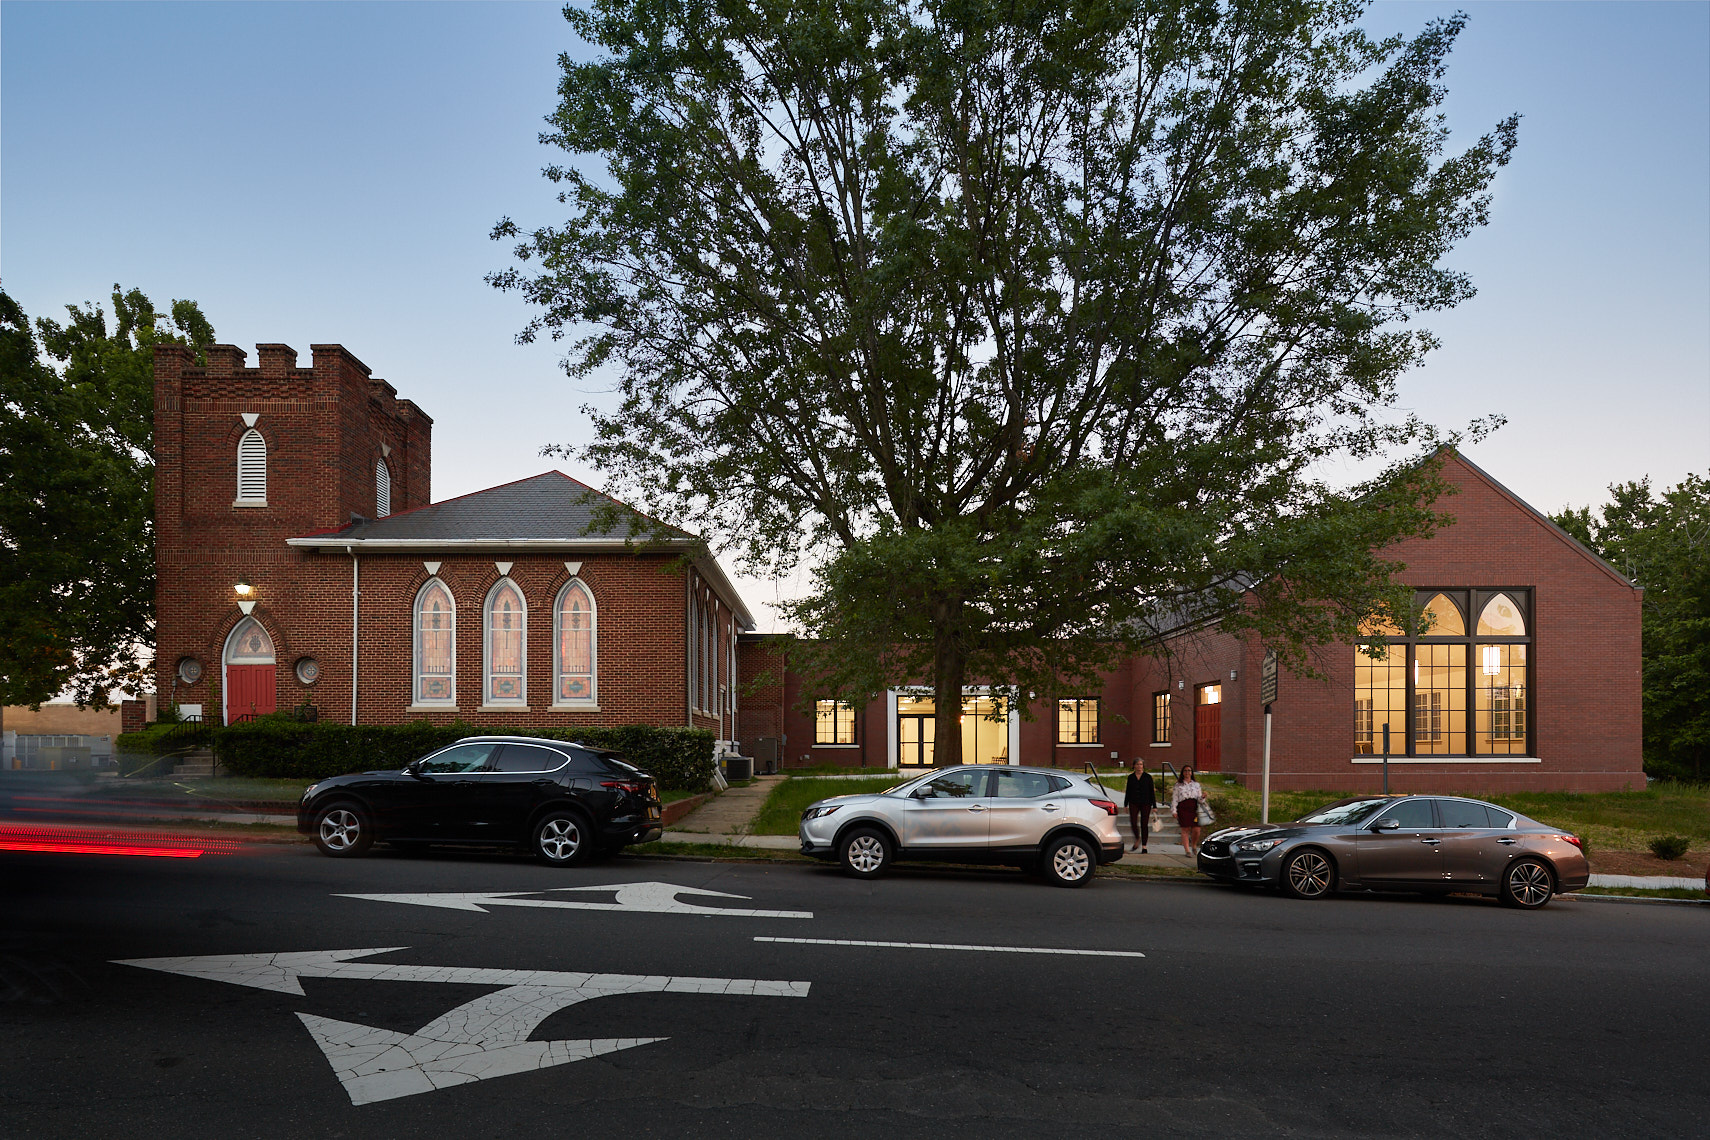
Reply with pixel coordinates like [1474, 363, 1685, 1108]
[1082, 762, 1112, 801]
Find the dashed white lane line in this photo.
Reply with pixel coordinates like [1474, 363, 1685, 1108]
[754, 936, 1145, 958]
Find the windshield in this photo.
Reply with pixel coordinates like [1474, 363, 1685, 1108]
[1295, 798, 1391, 827]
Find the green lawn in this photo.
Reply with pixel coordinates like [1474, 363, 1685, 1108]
[750, 776, 908, 835]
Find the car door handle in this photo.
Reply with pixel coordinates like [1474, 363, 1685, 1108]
[1420, 838, 1441, 846]
[967, 805, 985, 813]
[1497, 837, 1518, 845]
[1042, 804, 1060, 812]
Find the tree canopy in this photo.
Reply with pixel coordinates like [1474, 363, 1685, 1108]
[0, 285, 214, 708]
[493, 0, 1513, 762]
[1555, 476, 1710, 782]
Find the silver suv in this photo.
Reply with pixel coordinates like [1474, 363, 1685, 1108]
[798, 765, 1125, 887]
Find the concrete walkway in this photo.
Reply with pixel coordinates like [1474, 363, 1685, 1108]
[663, 774, 786, 838]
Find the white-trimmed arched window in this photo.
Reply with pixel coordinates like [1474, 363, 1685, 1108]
[375, 459, 392, 518]
[484, 578, 526, 705]
[554, 578, 596, 707]
[236, 429, 267, 504]
[413, 578, 455, 705]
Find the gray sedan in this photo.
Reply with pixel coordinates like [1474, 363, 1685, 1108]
[1196, 795, 1590, 909]
[798, 765, 1125, 887]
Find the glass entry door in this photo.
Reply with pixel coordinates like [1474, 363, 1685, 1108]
[897, 693, 1009, 767]
[898, 698, 936, 767]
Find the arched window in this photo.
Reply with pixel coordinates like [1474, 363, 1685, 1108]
[554, 579, 596, 706]
[413, 578, 455, 705]
[1419, 593, 1466, 637]
[375, 459, 392, 518]
[1476, 593, 1526, 636]
[484, 578, 526, 705]
[225, 617, 275, 664]
[236, 429, 267, 503]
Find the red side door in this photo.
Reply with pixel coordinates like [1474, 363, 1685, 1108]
[225, 664, 276, 723]
[1194, 702, 1222, 772]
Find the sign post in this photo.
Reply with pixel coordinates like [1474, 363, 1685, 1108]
[1260, 650, 1278, 824]
[1381, 722, 1391, 795]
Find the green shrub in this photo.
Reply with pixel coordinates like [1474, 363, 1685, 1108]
[117, 716, 718, 791]
[1647, 834, 1691, 860]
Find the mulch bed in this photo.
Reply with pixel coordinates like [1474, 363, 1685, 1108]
[1588, 846, 1709, 878]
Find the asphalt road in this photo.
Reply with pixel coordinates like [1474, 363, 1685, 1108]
[2, 843, 1705, 1139]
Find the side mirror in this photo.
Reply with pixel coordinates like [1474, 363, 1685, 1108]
[911, 787, 935, 800]
[1371, 818, 1401, 832]
[407, 761, 429, 779]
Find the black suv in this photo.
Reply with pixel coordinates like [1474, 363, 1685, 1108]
[296, 736, 663, 865]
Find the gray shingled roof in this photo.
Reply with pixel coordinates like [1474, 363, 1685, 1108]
[290, 471, 692, 545]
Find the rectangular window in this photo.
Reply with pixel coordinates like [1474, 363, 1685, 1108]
[1476, 643, 1528, 754]
[1152, 692, 1171, 744]
[815, 699, 856, 745]
[1412, 643, 1466, 755]
[1057, 698, 1100, 744]
[1354, 645, 1406, 754]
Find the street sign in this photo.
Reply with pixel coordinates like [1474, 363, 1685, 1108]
[1261, 648, 1279, 706]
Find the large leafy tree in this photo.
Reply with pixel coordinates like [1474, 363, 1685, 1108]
[1555, 477, 1710, 782]
[493, 0, 1513, 762]
[0, 285, 214, 708]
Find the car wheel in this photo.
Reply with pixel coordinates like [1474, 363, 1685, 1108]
[312, 801, 372, 857]
[1281, 848, 1335, 899]
[1043, 834, 1096, 888]
[839, 827, 891, 879]
[1500, 858, 1554, 909]
[533, 810, 592, 867]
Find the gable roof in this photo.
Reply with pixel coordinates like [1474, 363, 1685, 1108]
[286, 471, 754, 628]
[1445, 451, 1639, 591]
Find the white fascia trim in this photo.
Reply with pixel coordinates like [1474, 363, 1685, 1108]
[692, 555, 757, 632]
[1349, 757, 1542, 765]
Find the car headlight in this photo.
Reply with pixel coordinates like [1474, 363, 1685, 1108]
[801, 805, 842, 821]
[1235, 837, 1284, 854]
[301, 782, 321, 801]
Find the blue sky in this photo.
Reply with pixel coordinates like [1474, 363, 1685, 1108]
[4, 1, 1707, 630]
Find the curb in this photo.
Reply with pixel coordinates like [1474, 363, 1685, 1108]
[1566, 892, 1710, 909]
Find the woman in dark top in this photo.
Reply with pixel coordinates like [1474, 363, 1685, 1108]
[1124, 757, 1156, 853]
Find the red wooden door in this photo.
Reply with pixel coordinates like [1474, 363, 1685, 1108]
[225, 664, 276, 723]
[1194, 702, 1222, 771]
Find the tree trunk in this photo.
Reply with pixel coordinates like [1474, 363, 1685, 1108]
[931, 597, 966, 767]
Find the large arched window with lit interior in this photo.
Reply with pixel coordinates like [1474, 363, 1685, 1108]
[553, 579, 596, 707]
[484, 578, 526, 705]
[413, 578, 455, 706]
[1353, 589, 1531, 758]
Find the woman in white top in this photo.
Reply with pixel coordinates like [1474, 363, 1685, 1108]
[1172, 765, 1207, 857]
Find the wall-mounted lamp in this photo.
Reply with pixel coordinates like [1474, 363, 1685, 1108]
[234, 578, 253, 597]
[1229, 669, 1238, 681]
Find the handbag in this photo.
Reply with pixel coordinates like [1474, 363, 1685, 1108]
[1197, 800, 1216, 826]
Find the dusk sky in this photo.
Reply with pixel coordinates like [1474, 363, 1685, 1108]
[5, 1, 1707, 631]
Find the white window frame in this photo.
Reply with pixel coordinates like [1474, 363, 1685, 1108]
[375, 458, 392, 518]
[411, 577, 456, 708]
[235, 428, 267, 505]
[482, 577, 528, 708]
[551, 577, 598, 710]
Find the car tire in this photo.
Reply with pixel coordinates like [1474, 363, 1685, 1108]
[839, 827, 892, 879]
[1281, 848, 1336, 899]
[1499, 857, 1554, 909]
[1042, 834, 1096, 888]
[533, 810, 593, 867]
[312, 801, 373, 858]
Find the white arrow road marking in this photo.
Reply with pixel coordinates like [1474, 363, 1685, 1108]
[116, 948, 810, 1105]
[755, 936, 1147, 958]
[337, 880, 813, 919]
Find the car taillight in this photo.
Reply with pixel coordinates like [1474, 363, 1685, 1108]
[602, 781, 648, 795]
[1557, 834, 1583, 850]
[1090, 799, 1118, 816]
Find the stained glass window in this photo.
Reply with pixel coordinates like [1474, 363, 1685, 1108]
[225, 618, 275, 663]
[555, 579, 596, 704]
[414, 579, 455, 705]
[485, 578, 526, 704]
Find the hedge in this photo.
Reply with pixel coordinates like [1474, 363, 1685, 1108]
[116, 719, 719, 791]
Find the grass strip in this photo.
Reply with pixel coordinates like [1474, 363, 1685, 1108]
[1577, 886, 1707, 901]
[749, 777, 909, 835]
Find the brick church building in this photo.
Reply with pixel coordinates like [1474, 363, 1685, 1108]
[149, 342, 1641, 793]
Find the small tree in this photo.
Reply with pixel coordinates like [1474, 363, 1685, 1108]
[0, 285, 214, 707]
[494, 0, 1513, 762]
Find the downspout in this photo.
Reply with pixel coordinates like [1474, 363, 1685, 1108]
[348, 546, 359, 726]
[685, 571, 693, 727]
